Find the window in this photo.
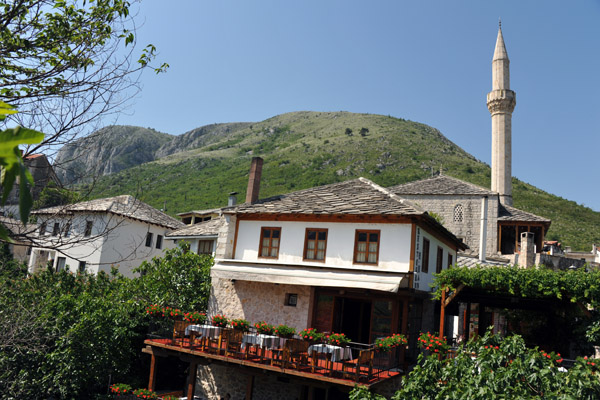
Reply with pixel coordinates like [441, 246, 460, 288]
[39, 222, 47, 236]
[156, 235, 163, 249]
[354, 230, 380, 264]
[259, 227, 281, 258]
[52, 222, 60, 236]
[448, 253, 453, 269]
[84, 221, 93, 237]
[285, 293, 298, 307]
[453, 204, 464, 223]
[145, 232, 153, 247]
[436, 246, 444, 273]
[303, 228, 327, 261]
[56, 257, 66, 272]
[198, 240, 213, 255]
[422, 238, 430, 273]
[78, 261, 86, 273]
[64, 222, 71, 237]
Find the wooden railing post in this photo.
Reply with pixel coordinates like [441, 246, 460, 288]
[148, 354, 157, 391]
[187, 361, 197, 400]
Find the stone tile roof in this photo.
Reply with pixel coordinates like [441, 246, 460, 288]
[0, 216, 37, 237]
[33, 195, 184, 229]
[389, 174, 496, 196]
[457, 254, 511, 268]
[228, 178, 424, 216]
[166, 217, 224, 237]
[498, 204, 551, 223]
[176, 208, 221, 216]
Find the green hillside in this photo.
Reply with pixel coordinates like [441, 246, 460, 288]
[83, 111, 599, 251]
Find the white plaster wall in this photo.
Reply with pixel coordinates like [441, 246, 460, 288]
[234, 220, 412, 272]
[413, 226, 457, 292]
[29, 213, 176, 277]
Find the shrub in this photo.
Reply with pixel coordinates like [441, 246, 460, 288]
[417, 332, 449, 355]
[184, 311, 206, 324]
[274, 324, 295, 338]
[109, 383, 132, 395]
[375, 333, 407, 352]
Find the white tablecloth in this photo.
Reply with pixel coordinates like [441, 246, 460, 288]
[241, 334, 286, 350]
[308, 344, 353, 362]
[185, 324, 221, 338]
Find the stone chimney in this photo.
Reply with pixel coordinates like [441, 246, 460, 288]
[520, 232, 535, 268]
[228, 192, 238, 207]
[245, 157, 263, 203]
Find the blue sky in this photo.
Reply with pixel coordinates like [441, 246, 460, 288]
[116, 1, 600, 212]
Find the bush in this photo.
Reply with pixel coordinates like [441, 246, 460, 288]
[254, 321, 275, 335]
[274, 324, 295, 338]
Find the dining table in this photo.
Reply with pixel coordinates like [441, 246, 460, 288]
[241, 334, 287, 360]
[308, 343, 353, 362]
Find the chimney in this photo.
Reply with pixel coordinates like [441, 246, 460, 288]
[228, 192, 238, 207]
[520, 232, 535, 268]
[245, 157, 263, 203]
[479, 196, 488, 262]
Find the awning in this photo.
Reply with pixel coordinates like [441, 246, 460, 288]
[212, 259, 410, 293]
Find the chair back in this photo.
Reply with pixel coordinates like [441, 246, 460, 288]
[173, 320, 191, 339]
[358, 348, 374, 364]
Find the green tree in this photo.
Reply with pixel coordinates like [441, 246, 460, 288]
[133, 242, 212, 312]
[32, 180, 82, 209]
[0, 0, 167, 159]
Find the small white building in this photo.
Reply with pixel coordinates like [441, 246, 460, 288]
[28, 195, 184, 277]
[165, 217, 222, 256]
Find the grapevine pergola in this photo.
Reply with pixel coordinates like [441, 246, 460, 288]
[434, 266, 599, 339]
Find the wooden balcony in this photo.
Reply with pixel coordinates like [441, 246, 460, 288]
[143, 328, 404, 399]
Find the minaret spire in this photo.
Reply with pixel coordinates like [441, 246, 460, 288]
[487, 22, 516, 206]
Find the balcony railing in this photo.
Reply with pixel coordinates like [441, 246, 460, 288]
[145, 321, 404, 386]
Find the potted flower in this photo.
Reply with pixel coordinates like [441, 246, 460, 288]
[184, 311, 206, 324]
[417, 332, 448, 355]
[274, 324, 296, 338]
[299, 328, 325, 343]
[231, 318, 250, 332]
[167, 308, 184, 320]
[145, 304, 163, 318]
[132, 388, 158, 399]
[109, 383, 132, 397]
[211, 314, 229, 328]
[254, 321, 275, 335]
[327, 332, 351, 346]
[375, 333, 408, 352]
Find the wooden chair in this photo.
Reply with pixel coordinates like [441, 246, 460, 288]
[172, 320, 192, 347]
[285, 339, 309, 370]
[225, 329, 247, 358]
[342, 348, 374, 382]
[207, 328, 229, 355]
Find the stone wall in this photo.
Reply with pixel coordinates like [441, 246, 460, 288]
[401, 194, 499, 256]
[194, 364, 313, 400]
[209, 278, 311, 329]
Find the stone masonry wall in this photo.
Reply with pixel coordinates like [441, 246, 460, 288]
[401, 194, 499, 257]
[195, 364, 307, 400]
[209, 277, 311, 329]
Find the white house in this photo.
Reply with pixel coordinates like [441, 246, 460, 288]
[191, 166, 466, 399]
[28, 195, 184, 277]
[165, 216, 222, 256]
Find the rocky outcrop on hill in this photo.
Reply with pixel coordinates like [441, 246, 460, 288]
[54, 126, 173, 185]
[154, 122, 252, 158]
[55, 122, 253, 185]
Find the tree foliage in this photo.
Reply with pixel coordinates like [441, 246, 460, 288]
[0, 0, 167, 159]
[351, 331, 600, 400]
[0, 245, 212, 399]
[133, 243, 212, 312]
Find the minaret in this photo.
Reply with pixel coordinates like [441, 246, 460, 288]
[487, 21, 516, 206]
